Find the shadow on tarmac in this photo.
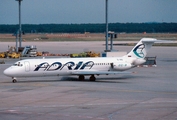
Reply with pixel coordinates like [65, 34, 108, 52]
[2, 75, 137, 84]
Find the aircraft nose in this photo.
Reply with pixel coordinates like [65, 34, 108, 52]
[3, 68, 12, 77]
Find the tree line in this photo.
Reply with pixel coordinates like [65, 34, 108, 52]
[0, 23, 177, 33]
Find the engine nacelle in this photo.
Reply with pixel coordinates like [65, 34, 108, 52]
[133, 59, 146, 65]
[111, 62, 132, 71]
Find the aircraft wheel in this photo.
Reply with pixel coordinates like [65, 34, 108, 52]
[12, 79, 17, 83]
[90, 75, 96, 81]
[79, 75, 85, 81]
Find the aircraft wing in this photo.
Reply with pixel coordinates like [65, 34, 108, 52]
[71, 70, 130, 75]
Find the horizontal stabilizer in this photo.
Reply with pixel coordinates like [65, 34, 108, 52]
[141, 39, 173, 43]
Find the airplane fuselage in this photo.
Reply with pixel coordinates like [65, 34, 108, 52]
[4, 57, 134, 78]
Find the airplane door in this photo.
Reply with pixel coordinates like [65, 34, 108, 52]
[24, 61, 30, 72]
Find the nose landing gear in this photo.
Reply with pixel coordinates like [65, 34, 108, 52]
[12, 77, 17, 83]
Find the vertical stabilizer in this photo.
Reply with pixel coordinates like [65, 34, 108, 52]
[126, 38, 157, 59]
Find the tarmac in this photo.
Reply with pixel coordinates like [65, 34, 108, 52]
[0, 41, 177, 120]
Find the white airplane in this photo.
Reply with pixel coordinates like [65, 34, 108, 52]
[3, 38, 167, 83]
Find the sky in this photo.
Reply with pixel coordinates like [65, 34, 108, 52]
[0, 0, 177, 24]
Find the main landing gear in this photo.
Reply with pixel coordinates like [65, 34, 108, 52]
[79, 75, 85, 81]
[89, 75, 96, 81]
[78, 75, 96, 81]
[12, 77, 17, 83]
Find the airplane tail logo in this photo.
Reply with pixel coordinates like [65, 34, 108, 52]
[133, 43, 145, 58]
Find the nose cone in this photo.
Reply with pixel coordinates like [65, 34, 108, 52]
[3, 67, 13, 77]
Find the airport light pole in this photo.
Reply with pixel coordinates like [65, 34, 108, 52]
[105, 0, 108, 51]
[16, 0, 23, 49]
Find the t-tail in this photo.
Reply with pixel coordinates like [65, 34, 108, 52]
[126, 38, 157, 59]
[124, 38, 169, 66]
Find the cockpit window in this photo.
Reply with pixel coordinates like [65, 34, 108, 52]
[13, 62, 23, 66]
